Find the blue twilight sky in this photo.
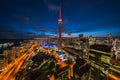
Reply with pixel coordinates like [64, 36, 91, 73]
[0, 0, 120, 39]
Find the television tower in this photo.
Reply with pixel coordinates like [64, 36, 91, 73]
[58, 7, 62, 49]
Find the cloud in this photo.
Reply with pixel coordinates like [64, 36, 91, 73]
[43, 0, 60, 12]
[14, 15, 29, 21]
[48, 3, 59, 11]
[0, 25, 16, 33]
[13, 15, 31, 25]
[99, 19, 120, 27]
[27, 32, 35, 35]
[33, 26, 47, 31]
[33, 26, 58, 32]
[63, 18, 68, 24]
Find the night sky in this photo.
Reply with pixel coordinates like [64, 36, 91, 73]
[0, 0, 120, 39]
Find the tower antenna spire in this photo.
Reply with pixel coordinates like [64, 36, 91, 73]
[59, 6, 62, 19]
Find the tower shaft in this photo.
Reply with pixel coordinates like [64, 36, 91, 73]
[58, 7, 62, 49]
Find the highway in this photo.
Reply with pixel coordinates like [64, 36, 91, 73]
[0, 42, 38, 80]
